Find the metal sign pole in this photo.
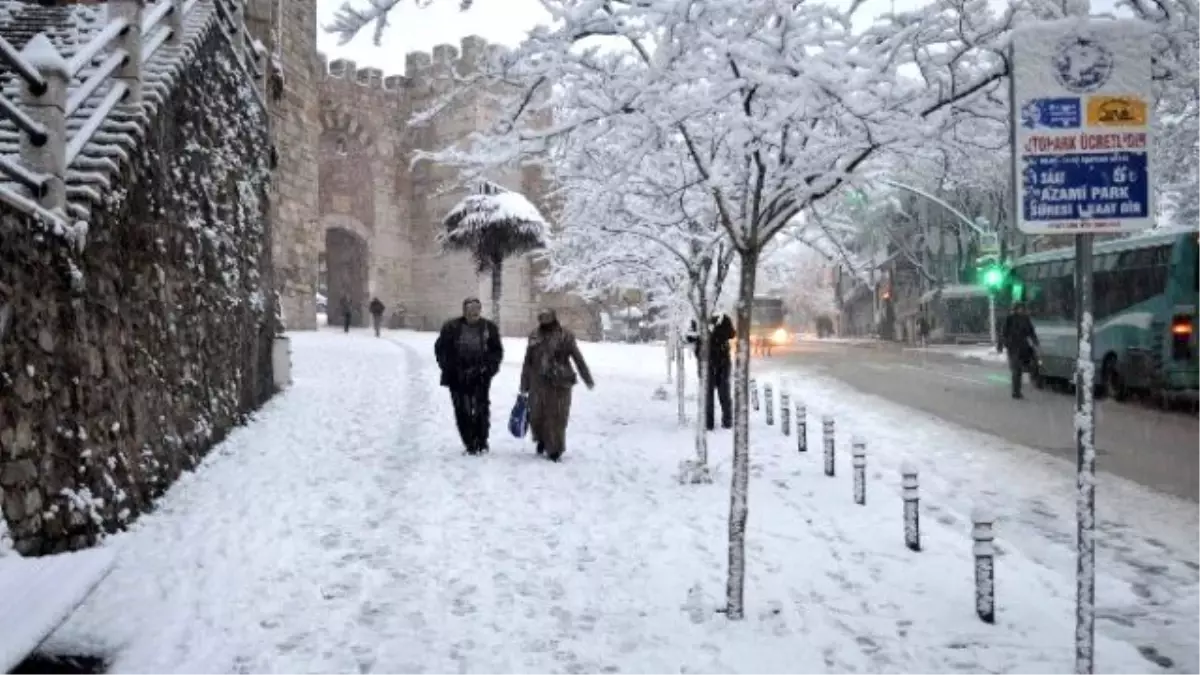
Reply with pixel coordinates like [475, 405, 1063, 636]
[1011, 16, 1153, 674]
[1074, 233, 1096, 674]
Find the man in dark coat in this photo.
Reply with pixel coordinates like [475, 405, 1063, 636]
[435, 297, 504, 454]
[998, 302, 1039, 399]
[686, 313, 737, 430]
[369, 297, 385, 337]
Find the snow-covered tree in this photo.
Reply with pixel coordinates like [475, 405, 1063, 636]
[441, 181, 548, 325]
[759, 244, 839, 329]
[540, 130, 734, 481]
[1123, 0, 1199, 226]
[326, 0, 478, 46]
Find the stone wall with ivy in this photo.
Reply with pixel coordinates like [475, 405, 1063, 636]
[0, 25, 276, 555]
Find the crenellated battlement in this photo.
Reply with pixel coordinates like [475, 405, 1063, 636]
[317, 34, 496, 93]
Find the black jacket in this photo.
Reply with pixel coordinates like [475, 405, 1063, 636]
[686, 314, 737, 367]
[434, 317, 504, 388]
[1000, 313, 1039, 356]
[369, 299, 385, 316]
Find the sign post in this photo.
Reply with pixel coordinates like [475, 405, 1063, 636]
[1011, 17, 1153, 674]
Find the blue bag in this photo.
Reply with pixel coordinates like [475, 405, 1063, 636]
[508, 393, 529, 438]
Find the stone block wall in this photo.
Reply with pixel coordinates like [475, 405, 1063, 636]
[253, 0, 598, 338]
[247, 0, 320, 330]
[0, 28, 276, 555]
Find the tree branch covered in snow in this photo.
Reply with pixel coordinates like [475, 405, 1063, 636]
[325, 0, 477, 46]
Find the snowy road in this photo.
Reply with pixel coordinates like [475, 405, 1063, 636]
[775, 339, 1200, 502]
[39, 331, 1194, 673]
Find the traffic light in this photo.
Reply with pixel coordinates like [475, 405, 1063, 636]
[981, 264, 1005, 290]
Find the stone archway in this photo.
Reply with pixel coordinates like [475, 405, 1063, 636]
[325, 226, 370, 328]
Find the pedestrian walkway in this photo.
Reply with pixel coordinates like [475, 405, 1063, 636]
[38, 331, 1180, 673]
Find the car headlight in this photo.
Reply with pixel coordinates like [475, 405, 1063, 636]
[771, 328, 788, 345]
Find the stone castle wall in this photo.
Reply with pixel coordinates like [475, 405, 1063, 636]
[251, 0, 597, 338]
[316, 38, 551, 336]
[0, 27, 276, 555]
[246, 0, 321, 330]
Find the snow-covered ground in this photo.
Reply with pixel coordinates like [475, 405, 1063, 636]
[40, 331, 1196, 673]
[906, 344, 1007, 364]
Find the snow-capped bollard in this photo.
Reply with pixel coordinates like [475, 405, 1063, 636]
[750, 378, 760, 411]
[972, 507, 996, 624]
[764, 384, 774, 426]
[780, 391, 791, 436]
[796, 403, 807, 453]
[822, 416, 835, 476]
[851, 437, 866, 505]
[901, 462, 920, 552]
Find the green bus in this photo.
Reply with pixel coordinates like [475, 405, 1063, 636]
[1011, 227, 1198, 399]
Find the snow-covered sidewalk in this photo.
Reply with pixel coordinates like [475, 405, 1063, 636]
[41, 331, 1194, 673]
[748, 359, 1198, 674]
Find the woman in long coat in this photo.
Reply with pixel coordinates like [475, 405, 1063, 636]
[520, 309, 594, 461]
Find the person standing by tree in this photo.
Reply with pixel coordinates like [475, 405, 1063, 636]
[686, 313, 736, 430]
[369, 297, 386, 337]
[520, 308, 594, 461]
[998, 302, 1039, 400]
[435, 297, 504, 454]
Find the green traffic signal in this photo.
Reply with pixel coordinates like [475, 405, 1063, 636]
[980, 264, 1005, 290]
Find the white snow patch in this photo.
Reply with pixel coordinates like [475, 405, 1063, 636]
[909, 344, 1007, 363]
[442, 189, 549, 241]
[19, 33, 70, 76]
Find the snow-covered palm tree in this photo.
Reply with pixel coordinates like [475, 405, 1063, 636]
[440, 181, 548, 326]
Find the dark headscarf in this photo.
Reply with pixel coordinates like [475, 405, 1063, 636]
[537, 308, 559, 330]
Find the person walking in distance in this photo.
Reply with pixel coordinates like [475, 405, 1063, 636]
[340, 294, 353, 333]
[685, 313, 736, 430]
[998, 302, 1040, 400]
[435, 298, 504, 454]
[520, 308, 594, 461]
[369, 297, 385, 337]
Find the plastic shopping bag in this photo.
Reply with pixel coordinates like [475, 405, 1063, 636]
[508, 393, 529, 438]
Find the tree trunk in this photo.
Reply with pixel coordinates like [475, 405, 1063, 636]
[695, 324, 710, 468]
[693, 281, 712, 469]
[666, 329, 675, 384]
[490, 262, 503, 327]
[675, 340, 687, 427]
[725, 250, 757, 621]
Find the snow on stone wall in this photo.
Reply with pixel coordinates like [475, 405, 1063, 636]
[0, 22, 275, 556]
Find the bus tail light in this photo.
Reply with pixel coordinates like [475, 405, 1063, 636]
[1171, 314, 1194, 361]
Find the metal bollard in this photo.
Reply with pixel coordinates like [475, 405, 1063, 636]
[796, 404, 807, 453]
[851, 437, 866, 505]
[822, 416, 835, 476]
[764, 384, 774, 426]
[972, 507, 996, 624]
[901, 462, 920, 552]
[780, 391, 790, 435]
[750, 378, 760, 411]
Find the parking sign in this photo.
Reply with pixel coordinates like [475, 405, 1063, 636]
[1011, 19, 1154, 234]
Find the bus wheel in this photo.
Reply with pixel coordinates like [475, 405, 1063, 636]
[1100, 356, 1128, 402]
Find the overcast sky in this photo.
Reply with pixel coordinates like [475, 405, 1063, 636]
[316, 0, 1123, 71]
